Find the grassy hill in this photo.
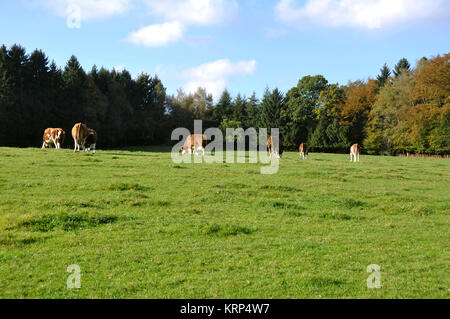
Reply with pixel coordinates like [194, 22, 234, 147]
[0, 147, 448, 298]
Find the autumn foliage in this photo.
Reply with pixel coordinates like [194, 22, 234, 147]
[364, 54, 449, 155]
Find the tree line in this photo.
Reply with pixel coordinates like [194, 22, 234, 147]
[0, 44, 448, 154]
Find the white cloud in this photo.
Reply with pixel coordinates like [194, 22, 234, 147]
[275, 0, 449, 29]
[40, 0, 132, 27]
[34, 0, 238, 43]
[126, 21, 185, 47]
[124, 1, 237, 47]
[181, 59, 257, 98]
[144, 0, 238, 26]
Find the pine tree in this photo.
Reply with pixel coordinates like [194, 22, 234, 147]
[213, 89, 232, 125]
[376, 63, 391, 88]
[232, 93, 247, 126]
[393, 58, 411, 77]
[4, 45, 29, 146]
[245, 91, 260, 128]
[260, 88, 284, 134]
[83, 74, 108, 133]
[62, 55, 86, 129]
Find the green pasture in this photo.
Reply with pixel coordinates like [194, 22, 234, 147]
[0, 147, 448, 298]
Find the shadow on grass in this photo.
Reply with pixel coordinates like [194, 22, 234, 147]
[200, 223, 254, 237]
[16, 212, 119, 232]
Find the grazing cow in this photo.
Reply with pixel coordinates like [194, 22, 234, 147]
[299, 143, 308, 160]
[350, 144, 360, 162]
[181, 134, 206, 156]
[42, 128, 65, 149]
[267, 136, 283, 158]
[84, 129, 98, 153]
[42, 128, 55, 149]
[71, 123, 89, 152]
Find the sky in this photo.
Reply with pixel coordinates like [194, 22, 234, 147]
[1, 0, 449, 100]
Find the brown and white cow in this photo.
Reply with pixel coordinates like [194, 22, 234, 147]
[267, 136, 283, 159]
[42, 128, 65, 149]
[350, 144, 360, 162]
[84, 129, 98, 153]
[71, 123, 89, 152]
[181, 134, 206, 156]
[299, 143, 308, 160]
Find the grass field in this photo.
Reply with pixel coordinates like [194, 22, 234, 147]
[0, 147, 448, 298]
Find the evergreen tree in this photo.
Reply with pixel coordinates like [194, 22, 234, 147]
[232, 93, 247, 127]
[0, 45, 10, 144]
[83, 74, 108, 134]
[260, 88, 284, 134]
[376, 63, 391, 88]
[2, 45, 29, 146]
[245, 92, 260, 128]
[213, 89, 232, 125]
[27, 49, 51, 145]
[62, 55, 86, 130]
[393, 58, 411, 77]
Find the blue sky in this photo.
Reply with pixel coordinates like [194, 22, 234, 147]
[1, 0, 449, 99]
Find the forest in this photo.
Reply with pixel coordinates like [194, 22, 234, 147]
[0, 44, 448, 155]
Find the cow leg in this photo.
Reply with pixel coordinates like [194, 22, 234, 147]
[50, 137, 56, 149]
[357, 153, 360, 162]
[74, 143, 77, 152]
[350, 153, 353, 162]
[81, 137, 87, 151]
